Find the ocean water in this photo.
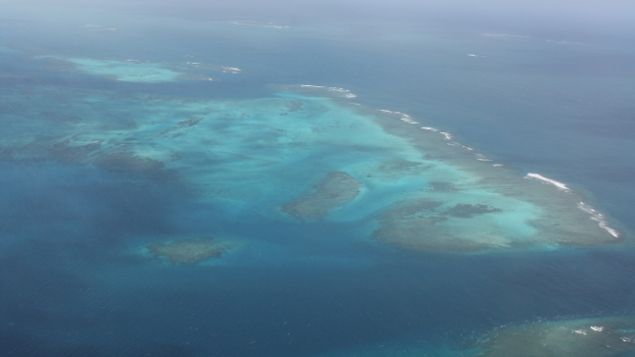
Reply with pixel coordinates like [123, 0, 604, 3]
[2, 3, 635, 356]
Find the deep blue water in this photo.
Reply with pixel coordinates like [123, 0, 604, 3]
[2, 3, 635, 356]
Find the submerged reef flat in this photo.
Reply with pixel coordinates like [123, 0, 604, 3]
[473, 316, 635, 356]
[376, 159, 431, 177]
[283, 171, 361, 220]
[1, 82, 626, 253]
[147, 238, 232, 265]
[37, 56, 245, 83]
[353, 92, 625, 252]
[57, 57, 182, 83]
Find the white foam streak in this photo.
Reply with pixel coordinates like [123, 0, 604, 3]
[525, 173, 571, 192]
[300, 85, 357, 99]
[525, 173, 620, 239]
[379, 109, 418, 124]
[328, 87, 357, 99]
[221, 66, 242, 74]
[476, 154, 492, 162]
[577, 202, 621, 239]
[590, 325, 605, 333]
[439, 131, 453, 140]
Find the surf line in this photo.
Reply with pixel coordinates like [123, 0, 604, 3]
[525, 173, 621, 239]
[525, 172, 571, 192]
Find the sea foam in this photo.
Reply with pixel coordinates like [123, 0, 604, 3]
[439, 131, 453, 140]
[475, 153, 492, 162]
[525, 173, 571, 192]
[379, 109, 418, 124]
[221, 66, 242, 74]
[577, 202, 621, 239]
[525, 173, 620, 239]
[300, 84, 357, 99]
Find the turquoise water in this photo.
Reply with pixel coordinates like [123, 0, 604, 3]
[2, 3, 635, 356]
[52, 57, 183, 83]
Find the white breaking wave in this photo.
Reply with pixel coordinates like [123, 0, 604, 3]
[590, 325, 605, 332]
[221, 66, 242, 74]
[230, 21, 290, 30]
[439, 131, 453, 140]
[525, 173, 620, 239]
[525, 173, 571, 192]
[577, 202, 621, 239]
[420, 126, 461, 145]
[379, 109, 417, 124]
[299, 84, 323, 89]
[475, 154, 492, 162]
[328, 87, 357, 99]
[300, 84, 357, 99]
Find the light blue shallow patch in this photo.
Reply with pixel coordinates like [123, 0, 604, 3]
[1, 88, 623, 253]
[61, 57, 181, 83]
[471, 315, 635, 357]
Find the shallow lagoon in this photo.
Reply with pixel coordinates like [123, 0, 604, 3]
[1, 80, 622, 254]
[62, 57, 182, 83]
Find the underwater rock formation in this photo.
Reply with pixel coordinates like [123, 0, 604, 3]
[283, 171, 361, 220]
[377, 160, 429, 176]
[374, 198, 512, 252]
[474, 316, 635, 357]
[147, 238, 231, 265]
[95, 152, 166, 176]
[428, 181, 458, 192]
[446, 203, 502, 218]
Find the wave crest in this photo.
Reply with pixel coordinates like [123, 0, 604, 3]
[577, 202, 621, 239]
[525, 173, 571, 192]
